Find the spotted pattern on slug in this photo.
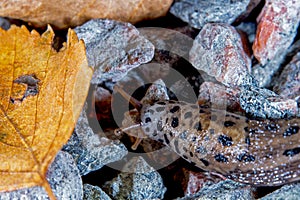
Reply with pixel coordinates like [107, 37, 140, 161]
[139, 100, 300, 186]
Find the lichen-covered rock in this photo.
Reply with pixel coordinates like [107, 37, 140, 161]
[273, 52, 300, 99]
[170, 0, 258, 29]
[74, 19, 154, 84]
[190, 23, 255, 88]
[83, 184, 112, 200]
[260, 183, 300, 200]
[253, 0, 300, 65]
[0, 151, 83, 200]
[102, 156, 166, 200]
[177, 180, 253, 200]
[63, 104, 128, 176]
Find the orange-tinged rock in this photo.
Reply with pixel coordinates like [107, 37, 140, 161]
[253, 0, 300, 65]
[0, 0, 173, 29]
[190, 23, 253, 88]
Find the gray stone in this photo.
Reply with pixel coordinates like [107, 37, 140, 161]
[0, 151, 83, 200]
[0, 17, 10, 30]
[252, 60, 283, 88]
[260, 183, 300, 200]
[251, 0, 300, 88]
[172, 25, 199, 39]
[236, 21, 257, 44]
[251, 39, 300, 88]
[273, 52, 300, 99]
[83, 184, 112, 200]
[102, 156, 166, 200]
[190, 23, 255, 88]
[74, 19, 154, 84]
[170, 0, 253, 29]
[139, 27, 193, 60]
[178, 180, 253, 200]
[63, 104, 128, 176]
[233, 0, 262, 23]
[137, 27, 201, 103]
[142, 79, 169, 104]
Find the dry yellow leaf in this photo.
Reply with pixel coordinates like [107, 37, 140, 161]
[0, 0, 173, 29]
[0, 25, 93, 199]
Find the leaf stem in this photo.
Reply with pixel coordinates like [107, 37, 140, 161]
[42, 178, 57, 200]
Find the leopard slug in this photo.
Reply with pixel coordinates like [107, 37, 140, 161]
[115, 87, 300, 186]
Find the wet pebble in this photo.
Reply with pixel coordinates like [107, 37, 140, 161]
[188, 24, 300, 119]
[139, 27, 193, 61]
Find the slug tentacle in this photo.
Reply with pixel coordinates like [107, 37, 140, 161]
[114, 85, 143, 111]
[114, 124, 146, 150]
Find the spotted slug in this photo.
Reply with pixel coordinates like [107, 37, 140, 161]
[115, 87, 300, 186]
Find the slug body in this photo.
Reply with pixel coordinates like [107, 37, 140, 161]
[140, 100, 300, 186]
